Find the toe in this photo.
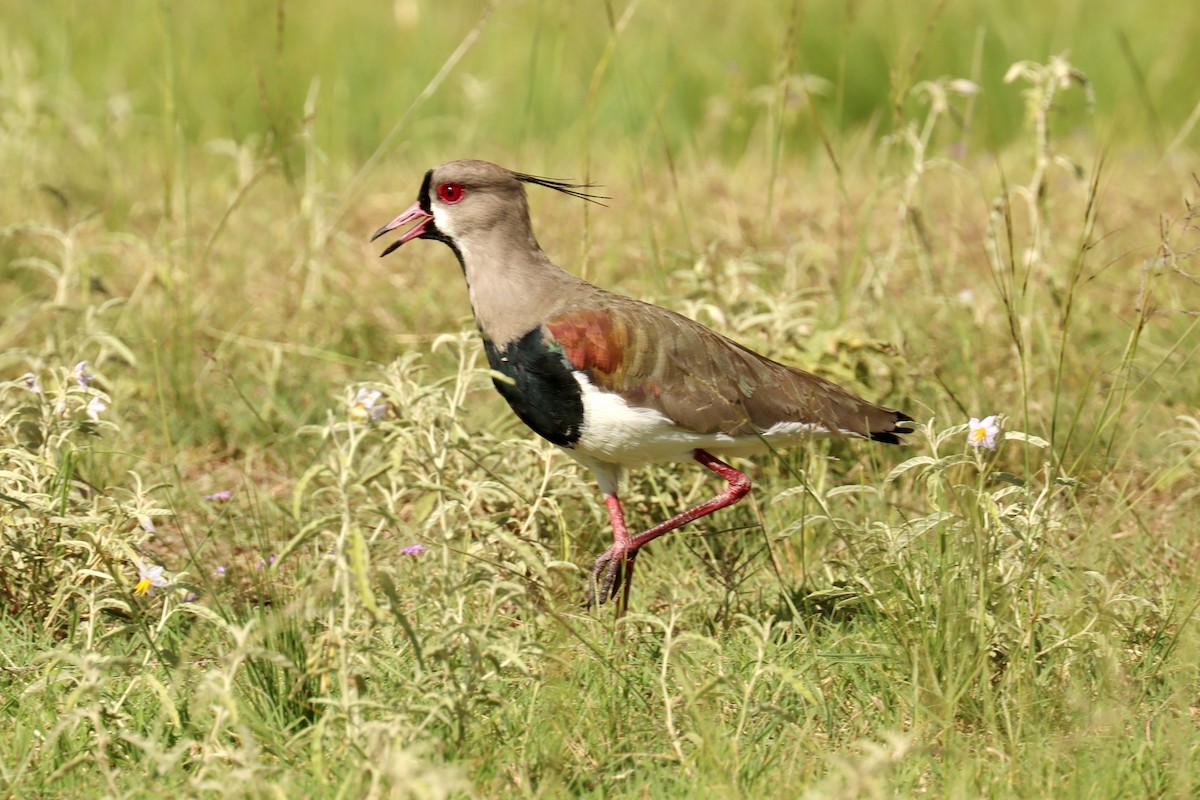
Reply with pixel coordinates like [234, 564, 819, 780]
[599, 555, 623, 601]
[583, 546, 628, 606]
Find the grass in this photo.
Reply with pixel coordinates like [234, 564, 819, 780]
[3, 0, 1200, 797]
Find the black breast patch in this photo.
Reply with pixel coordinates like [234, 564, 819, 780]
[483, 328, 585, 447]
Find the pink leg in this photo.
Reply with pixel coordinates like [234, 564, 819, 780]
[587, 450, 752, 612]
[589, 493, 636, 616]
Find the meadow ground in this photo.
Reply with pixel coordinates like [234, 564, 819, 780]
[3, 1, 1200, 797]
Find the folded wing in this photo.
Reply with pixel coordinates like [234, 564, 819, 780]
[545, 295, 912, 443]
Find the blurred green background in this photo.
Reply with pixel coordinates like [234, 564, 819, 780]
[6, 0, 1197, 177]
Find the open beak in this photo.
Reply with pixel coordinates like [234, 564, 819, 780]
[371, 202, 434, 257]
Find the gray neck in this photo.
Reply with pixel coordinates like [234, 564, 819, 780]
[456, 231, 588, 347]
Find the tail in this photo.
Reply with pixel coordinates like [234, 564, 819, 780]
[868, 410, 915, 445]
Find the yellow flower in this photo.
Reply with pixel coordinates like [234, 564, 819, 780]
[968, 416, 1001, 450]
[134, 561, 168, 596]
[350, 388, 387, 422]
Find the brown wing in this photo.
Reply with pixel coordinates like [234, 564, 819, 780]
[544, 294, 911, 441]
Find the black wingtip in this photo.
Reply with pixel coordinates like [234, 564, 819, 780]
[514, 172, 610, 206]
[869, 411, 915, 445]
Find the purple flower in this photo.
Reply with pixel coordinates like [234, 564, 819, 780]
[183, 592, 199, 603]
[214, 565, 227, 578]
[204, 490, 233, 501]
[255, 555, 276, 569]
[74, 360, 93, 388]
[400, 544, 427, 556]
[86, 396, 107, 421]
[21, 373, 41, 394]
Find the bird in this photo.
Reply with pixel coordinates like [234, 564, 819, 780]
[371, 159, 912, 614]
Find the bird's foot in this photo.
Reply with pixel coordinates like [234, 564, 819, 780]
[582, 544, 636, 608]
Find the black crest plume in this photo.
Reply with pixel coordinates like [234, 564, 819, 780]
[513, 171, 609, 206]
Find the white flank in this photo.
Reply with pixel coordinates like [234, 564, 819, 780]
[569, 372, 835, 469]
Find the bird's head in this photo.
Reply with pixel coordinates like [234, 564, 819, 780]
[371, 159, 605, 257]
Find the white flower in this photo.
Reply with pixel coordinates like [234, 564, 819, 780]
[948, 79, 980, 96]
[74, 360, 93, 388]
[968, 415, 1001, 450]
[350, 388, 387, 421]
[86, 396, 107, 421]
[1004, 62, 1029, 84]
[134, 561, 169, 596]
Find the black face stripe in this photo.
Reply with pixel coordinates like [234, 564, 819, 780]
[417, 169, 434, 213]
[483, 329, 584, 448]
[412, 168, 465, 267]
[419, 219, 462, 272]
[438, 235, 465, 273]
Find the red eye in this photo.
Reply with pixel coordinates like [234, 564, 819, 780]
[436, 182, 465, 204]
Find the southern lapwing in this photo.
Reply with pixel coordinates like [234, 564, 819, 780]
[372, 159, 912, 613]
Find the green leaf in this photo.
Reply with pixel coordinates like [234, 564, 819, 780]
[886, 455, 936, 483]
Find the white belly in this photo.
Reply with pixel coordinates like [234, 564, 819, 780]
[568, 372, 831, 467]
